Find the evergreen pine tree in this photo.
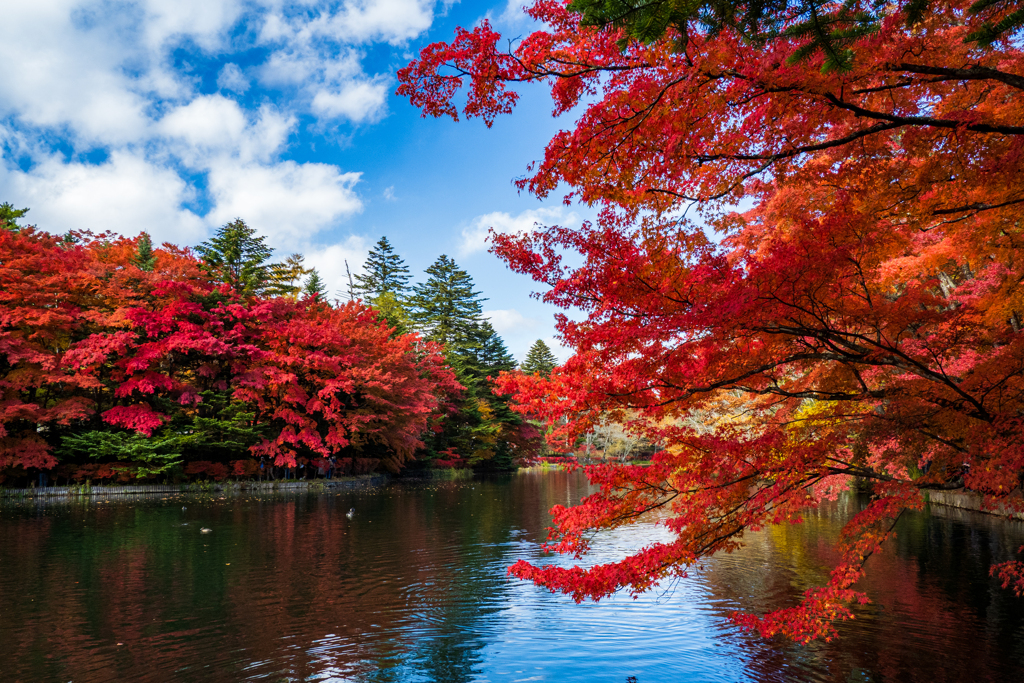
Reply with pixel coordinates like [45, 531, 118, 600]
[132, 232, 157, 272]
[407, 255, 486, 350]
[521, 339, 558, 377]
[354, 237, 412, 298]
[0, 202, 28, 232]
[478, 321, 518, 374]
[196, 219, 291, 297]
[460, 320, 517, 382]
[303, 269, 327, 301]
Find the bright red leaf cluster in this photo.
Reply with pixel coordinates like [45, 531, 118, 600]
[0, 227, 460, 482]
[400, 0, 1024, 640]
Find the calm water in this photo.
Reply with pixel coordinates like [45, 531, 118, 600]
[2, 470, 1023, 682]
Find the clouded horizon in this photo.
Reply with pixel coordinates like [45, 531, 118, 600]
[0, 0, 583, 361]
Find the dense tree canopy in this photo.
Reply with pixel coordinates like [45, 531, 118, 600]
[132, 232, 156, 272]
[400, 255, 537, 469]
[0, 226, 460, 483]
[196, 219, 295, 298]
[400, 0, 1024, 641]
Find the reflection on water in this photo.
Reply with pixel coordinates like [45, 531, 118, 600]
[1, 471, 1023, 682]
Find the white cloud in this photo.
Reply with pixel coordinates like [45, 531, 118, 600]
[205, 160, 364, 245]
[459, 206, 577, 257]
[382, 185, 396, 201]
[311, 79, 389, 123]
[482, 311, 571, 365]
[0, 150, 205, 244]
[217, 63, 250, 93]
[302, 237, 371, 302]
[0, 1, 446, 252]
[0, 2, 151, 146]
[159, 95, 248, 149]
[485, 308, 540, 335]
[495, 0, 531, 26]
[138, 0, 246, 52]
[158, 97, 293, 164]
[259, 0, 437, 47]
[326, 0, 436, 44]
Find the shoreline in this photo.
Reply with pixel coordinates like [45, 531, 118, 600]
[0, 474, 390, 501]
[925, 488, 1024, 521]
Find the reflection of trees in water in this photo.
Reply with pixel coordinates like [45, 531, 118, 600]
[0, 474, 596, 683]
[698, 493, 1024, 682]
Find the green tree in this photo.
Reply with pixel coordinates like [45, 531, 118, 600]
[354, 236, 412, 298]
[372, 290, 410, 335]
[460, 320, 517, 382]
[280, 253, 312, 298]
[195, 219, 291, 297]
[408, 255, 486, 350]
[132, 232, 157, 272]
[521, 339, 558, 377]
[0, 202, 29, 232]
[303, 269, 327, 301]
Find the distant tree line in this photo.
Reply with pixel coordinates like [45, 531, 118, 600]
[0, 208, 551, 486]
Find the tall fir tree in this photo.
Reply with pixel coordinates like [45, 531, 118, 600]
[354, 237, 412, 298]
[521, 339, 558, 377]
[303, 269, 327, 301]
[459, 320, 517, 383]
[195, 219, 292, 297]
[132, 232, 157, 272]
[407, 255, 486, 350]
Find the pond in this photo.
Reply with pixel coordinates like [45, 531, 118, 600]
[1, 469, 1023, 682]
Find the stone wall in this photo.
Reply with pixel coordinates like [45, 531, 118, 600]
[926, 488, 1024, 520]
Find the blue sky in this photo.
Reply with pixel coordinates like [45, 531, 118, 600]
[0, 0, 589, 361]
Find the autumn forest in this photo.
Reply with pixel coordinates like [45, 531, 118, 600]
[4, 0, 1024, 653]
[0, 212, 558, 488]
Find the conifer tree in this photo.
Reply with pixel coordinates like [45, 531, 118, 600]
[0, 202, 28, 232]
[281, 253, 312, 297]
[407, 255, 486, 350]
[195, 219, 291, 297]
[460, 320, 518, 382]
[521, 339, 558, 377]
[303, 269, 327, 301]
[132, 232, 157, 272]
[354, 237, 412, 298]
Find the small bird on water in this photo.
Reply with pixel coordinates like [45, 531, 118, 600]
[346, 508, 355, 519]
[200, 527, 212, 533]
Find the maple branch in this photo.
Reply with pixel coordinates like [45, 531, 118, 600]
[932, 197, 1024, 216]
[822, 93, 1024, 135]
[891, 62, 1024, 92]
[689, 121, 905, 164]
[822, 464, 965, 490]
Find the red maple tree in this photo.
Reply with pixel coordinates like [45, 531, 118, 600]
[399, 0, 1024, 640]
[0, 228, 460, 481]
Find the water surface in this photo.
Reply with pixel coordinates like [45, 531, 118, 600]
[1, 470, 1022, 682]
